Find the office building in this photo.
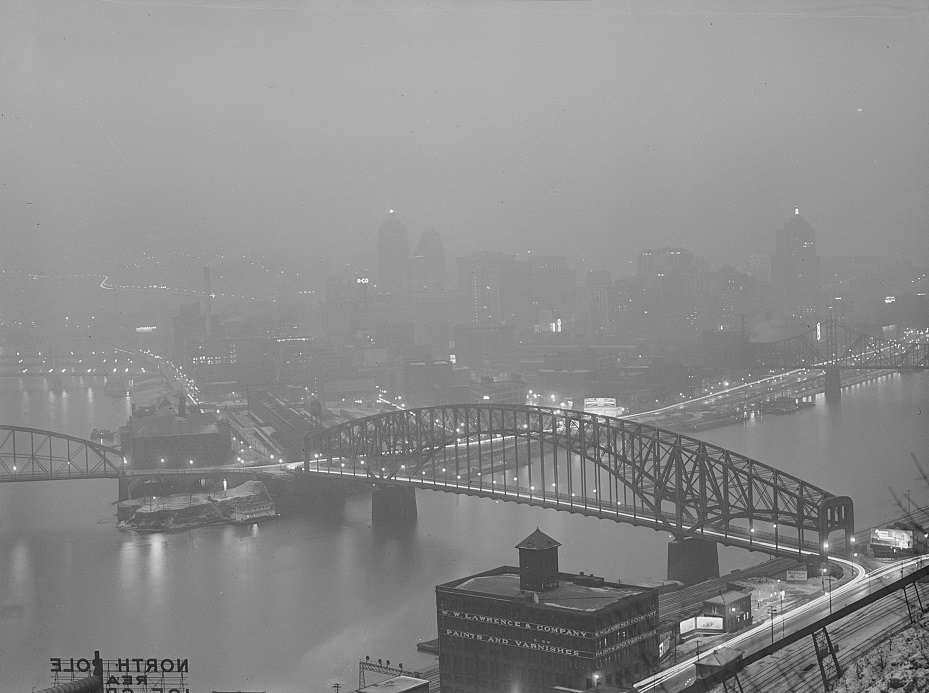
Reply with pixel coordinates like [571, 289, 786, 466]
[636, 247, 706, 340]
[456, 252, 528, 327]
[771, 207, 822, 318]
[411, 228, 448, 292]
[377, 211, 410, 294]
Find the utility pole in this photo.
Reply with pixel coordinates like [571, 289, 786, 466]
[768, 606, 778, 644]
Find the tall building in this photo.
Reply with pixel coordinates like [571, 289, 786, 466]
[636, 247, 706, 340]
[456, 252, 527, 326]
[435, 529, 658, 692]
[409, 228, 452, 354]
[583, 270, 615, 337]
[708, 266, 757, 332]
[527, 254, 575, 333]
[411, 227, 447, 292]
[771, 207, 822, 318]
[376, 211, 410, 294]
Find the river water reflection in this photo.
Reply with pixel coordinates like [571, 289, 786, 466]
[1, 372, 927, 691]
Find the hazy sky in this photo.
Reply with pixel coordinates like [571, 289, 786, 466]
[2, 0, 928, 274]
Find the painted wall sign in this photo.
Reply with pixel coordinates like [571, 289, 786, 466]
[50, 657, 190, 693]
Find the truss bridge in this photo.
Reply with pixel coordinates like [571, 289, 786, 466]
[306, 404, 854, 562]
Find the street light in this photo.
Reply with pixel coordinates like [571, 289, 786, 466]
[780, 589, 786, 637]
[822, 567, 832, 614]
[768, 606, 778, 644]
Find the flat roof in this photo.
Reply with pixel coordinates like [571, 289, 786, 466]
[133, 414, 220, 438]
[451, 571, 645, 612]
[704, 590, 749, 605]
[358, 675, 429, 693]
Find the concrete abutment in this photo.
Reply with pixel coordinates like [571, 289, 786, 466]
[372, 485, 418, 524]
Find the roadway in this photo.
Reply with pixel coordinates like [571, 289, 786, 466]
[636, 554, 928, 692]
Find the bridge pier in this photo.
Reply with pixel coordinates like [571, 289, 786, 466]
[667, 536, 719, 586]
[824, 366, 841, 401]
[372, 485, 417, 525]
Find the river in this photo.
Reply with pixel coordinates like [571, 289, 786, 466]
[1, 371, 927, 691]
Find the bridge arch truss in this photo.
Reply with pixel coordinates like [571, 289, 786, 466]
[306, 404, 853, 559]
[0, 425, 123, 482]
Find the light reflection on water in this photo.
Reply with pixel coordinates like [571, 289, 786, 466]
[0, 372, 926, 691]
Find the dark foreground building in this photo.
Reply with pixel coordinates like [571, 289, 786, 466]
[435, 530, 658, 693]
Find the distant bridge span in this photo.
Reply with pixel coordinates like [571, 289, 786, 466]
[306, 404, 854, 561]
[756, 317, 929, 370]
[0, 425, 123, 481]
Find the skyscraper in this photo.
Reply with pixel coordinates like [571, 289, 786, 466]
[376, 210, 410, 294]
[456, 251, 525, 326]
[636, 247, 706, 339]
[410, 227, 447, 292]
[771, 207, 822, 318]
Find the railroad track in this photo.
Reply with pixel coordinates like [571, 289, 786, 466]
[712, 584, 928, 692]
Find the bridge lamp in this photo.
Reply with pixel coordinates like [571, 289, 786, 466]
[123, 457, 128, 465]
[189, 459, 194, 465]
[513, 477, 518, 482]
[530, 486, 534, 491]
[457, 475, 461, 480]
[341, 463, 345, 467]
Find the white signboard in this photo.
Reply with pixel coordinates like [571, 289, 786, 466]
[584, 397, 623, 418]
[679, 615, 724, 635]
[871, 528, 913, 549]
[786, 569, 808, 582]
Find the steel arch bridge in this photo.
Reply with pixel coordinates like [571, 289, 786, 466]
[306, 404, 853, 560]
[0, 425, 124, 481]
[755, 317, 929, 370]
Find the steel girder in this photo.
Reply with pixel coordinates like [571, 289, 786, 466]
[755, 317, 929, 370]
[306, 404, 850, 556]
[0, 425, 123, 482]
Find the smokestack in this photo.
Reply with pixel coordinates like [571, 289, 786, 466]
[178, 391, 187, 417]
[203, 266, 213, 339]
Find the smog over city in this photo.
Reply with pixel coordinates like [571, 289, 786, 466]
[1, 2, 927, 693]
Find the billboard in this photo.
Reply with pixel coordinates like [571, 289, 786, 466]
[679, 615, 724, 635]
[584, 397, 624, 419]
[871, 528, 914, 550]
